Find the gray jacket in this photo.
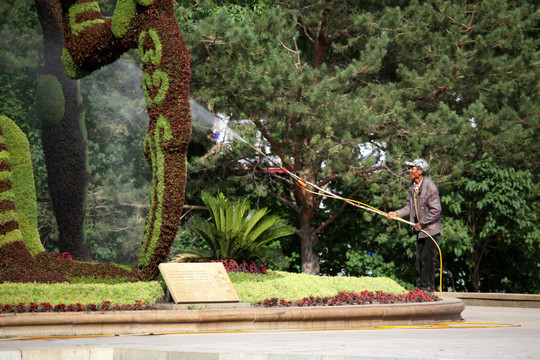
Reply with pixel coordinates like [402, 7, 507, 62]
[395, 177, 442, 238]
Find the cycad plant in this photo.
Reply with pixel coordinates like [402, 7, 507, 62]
[173, 192, 293, 266]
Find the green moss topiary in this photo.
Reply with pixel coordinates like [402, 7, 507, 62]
[61, 48, 90, 80]
[0, 115, 44, 255]
[59, 0, 192, 280]
[112, 0, 154, 38]
[138, 115, 172, 267]
[0, 124, 21, 251]
[139, 28, 162, 66]
[35, 75, 65, 126]
[0, 230, 23, 249]
[68, 1, 105, 36]
[142, 70, 169, 108]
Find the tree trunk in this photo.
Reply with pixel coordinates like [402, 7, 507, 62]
[445, 267, 457, 292]
[297, 188, 320, 275]
[35, 0, 90, 260]
[471, 266, 480, 292]
[470, 247, 483, 292]
[299, 222, 319, 275]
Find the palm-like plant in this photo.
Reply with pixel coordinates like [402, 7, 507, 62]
[173, 192, 293, 266]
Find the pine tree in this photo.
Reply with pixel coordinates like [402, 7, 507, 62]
[181, 0, 538, 279]
[183, 1, 408, 274]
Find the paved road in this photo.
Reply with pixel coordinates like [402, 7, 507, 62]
[1, 305, 539, 359]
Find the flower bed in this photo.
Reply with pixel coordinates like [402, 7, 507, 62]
[0, 300, 157, 313]
[255, 289, 440, 307]
[0, 290, 439, 313]
[191, 259, 267, 274]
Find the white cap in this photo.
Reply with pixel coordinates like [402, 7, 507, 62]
[404, 158, 429, 172]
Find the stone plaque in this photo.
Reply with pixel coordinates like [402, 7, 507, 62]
[159, 263, 240, 304]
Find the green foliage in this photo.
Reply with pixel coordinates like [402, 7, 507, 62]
[180, 1, 403, 274]
[184, 192, 294, 265]
[35, 75, 65, 127]
[0, 0, 42, 127]
[176, 0, 273, 21]
[0, 281, 164, 305]
[345, 250, 409, 287]
[441, 155, 538, 292]
[0, 0, 537, 291]
[0, 115, 43, 255]
[229, 270, 406, 303]
[464, 159, 534, 240]
[179, 0, 538, 289]
[169, 221, 210, 260]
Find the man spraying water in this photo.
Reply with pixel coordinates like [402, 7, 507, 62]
[388, 159, 442, 294]
[189, 104, 445, 292]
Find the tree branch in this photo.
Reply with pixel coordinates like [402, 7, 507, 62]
[267, 188, 300, 213]
[314, 181, 369, 234]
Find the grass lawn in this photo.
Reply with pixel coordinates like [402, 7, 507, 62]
[230, 271, 406, 303]
[0, 270, 406, 306]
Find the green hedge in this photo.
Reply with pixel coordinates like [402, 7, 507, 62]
[0, 116, 43, 255]
[0, 281, 164, 305]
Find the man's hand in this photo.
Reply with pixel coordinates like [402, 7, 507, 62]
[414, 222, 422, 231]
[387, 211, 397, 219]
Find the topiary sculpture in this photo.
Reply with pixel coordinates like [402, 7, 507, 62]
[0, 115, 68, 284]
[55, 0, 191, 280]
[0, 116, 44, 256]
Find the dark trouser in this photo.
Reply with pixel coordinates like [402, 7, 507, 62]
[416, 233, 441, 292]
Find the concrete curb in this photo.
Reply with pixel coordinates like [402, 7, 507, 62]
[442, 292, 540, 308]
[0, 297, 463, 339]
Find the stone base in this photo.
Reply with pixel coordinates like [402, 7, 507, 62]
[442, 292, 540, 308]
[0, 297, 464, 339]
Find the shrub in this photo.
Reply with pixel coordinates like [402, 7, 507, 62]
[173, 192, 293, 267]
[0, 281, 164, 306]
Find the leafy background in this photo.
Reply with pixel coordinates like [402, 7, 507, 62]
[0, 0, 538, 293]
